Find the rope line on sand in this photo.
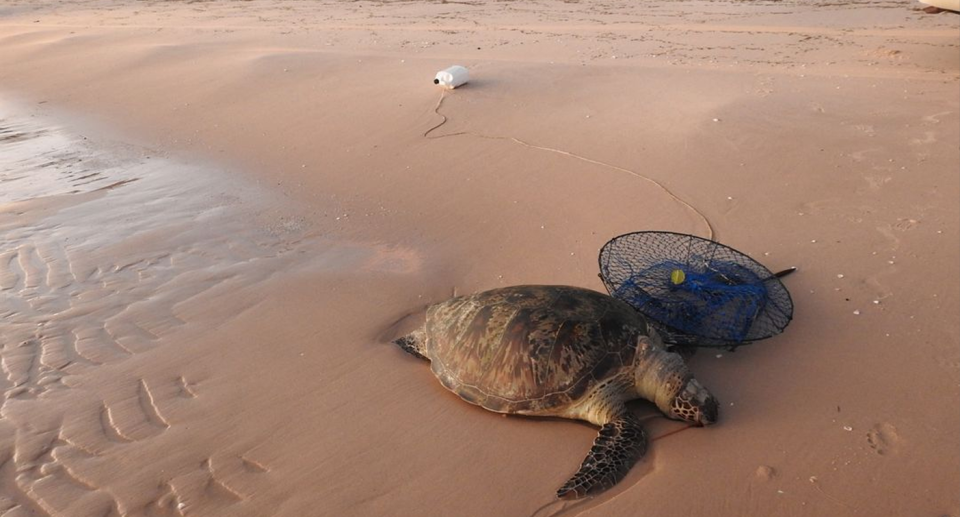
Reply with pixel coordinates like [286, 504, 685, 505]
[424, 90, 715, 241]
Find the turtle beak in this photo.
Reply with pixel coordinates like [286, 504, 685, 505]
[698, 395, 719, 426]
[668, 378, 719, 426]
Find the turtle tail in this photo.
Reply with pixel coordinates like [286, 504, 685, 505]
[393, 328, 428, 361]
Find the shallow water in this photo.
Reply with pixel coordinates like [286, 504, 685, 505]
[1, 99, 314, 393]
[0, 98, 418, 515]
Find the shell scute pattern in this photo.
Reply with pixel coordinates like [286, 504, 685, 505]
[426, 286, 648, 413]
[451, 303, 507, 381]
[399, 285, 720, 499]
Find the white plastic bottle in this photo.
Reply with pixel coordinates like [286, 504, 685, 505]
[434, 66, 469, 89]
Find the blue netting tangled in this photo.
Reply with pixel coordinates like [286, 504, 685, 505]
[599, 232, 794, 349]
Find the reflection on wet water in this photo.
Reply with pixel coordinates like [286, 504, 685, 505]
[0, 115, 140, 203]
[1, 102, 313, 400]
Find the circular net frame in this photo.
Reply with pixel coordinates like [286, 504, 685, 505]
[598, 231, 794, 348]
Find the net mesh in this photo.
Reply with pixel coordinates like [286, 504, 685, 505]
[599, 231, 794, 348]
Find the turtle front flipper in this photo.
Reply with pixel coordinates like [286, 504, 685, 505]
[556, 409, 647, 499]
[393, 328, 428, 361]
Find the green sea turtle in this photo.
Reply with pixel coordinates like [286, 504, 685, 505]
[393, 285, 718, 498]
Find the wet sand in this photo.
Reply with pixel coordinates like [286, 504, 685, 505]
[0, 1, 958, 516]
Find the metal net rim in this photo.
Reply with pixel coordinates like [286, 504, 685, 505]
[598, 231, 795, 349]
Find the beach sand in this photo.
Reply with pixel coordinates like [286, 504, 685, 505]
[0, 1, 957, 516]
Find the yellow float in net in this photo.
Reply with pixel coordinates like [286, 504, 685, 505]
[670, 269, 686, 285]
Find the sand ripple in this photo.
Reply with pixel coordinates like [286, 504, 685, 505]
[0, 100, 416, 516]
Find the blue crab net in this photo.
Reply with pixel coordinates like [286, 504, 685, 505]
[599, 232, 794, 349]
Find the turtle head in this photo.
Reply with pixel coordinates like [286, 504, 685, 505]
[668, 377, 718, 426]
[634, 341, 719, 426]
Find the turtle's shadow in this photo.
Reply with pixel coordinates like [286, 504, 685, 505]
[504, 399, 663, 427]
[436, 77, 499, 93]
[376, 308, 427, 344]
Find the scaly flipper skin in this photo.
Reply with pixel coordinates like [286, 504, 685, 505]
[557, 410, 647, 499]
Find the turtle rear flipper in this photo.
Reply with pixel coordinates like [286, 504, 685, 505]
[556, 410, 647, 499]
[393, 328, 428, 361]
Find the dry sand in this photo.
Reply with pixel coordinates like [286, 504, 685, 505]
[0, 1, 958, 516]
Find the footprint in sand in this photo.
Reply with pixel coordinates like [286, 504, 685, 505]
[866, 423, 900, 455]
[863, 174, 893, 190]
[851, 124, 876, 136]
[875, 224, 902, 250]
[847, 148, 881, 162]
[910, 131, 937, 146]
[921, 111, 952, 124]
[892, 218, 920, 232]
[800, 197, 842, 215]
